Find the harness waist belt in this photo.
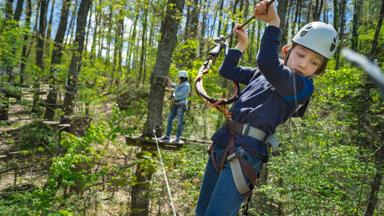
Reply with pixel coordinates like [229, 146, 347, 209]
[226, 120, 267, 142]
[226, 120, 279, 152]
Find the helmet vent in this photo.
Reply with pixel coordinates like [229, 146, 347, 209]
[300, 30, 308, 37]
[330, 37, 337, 51]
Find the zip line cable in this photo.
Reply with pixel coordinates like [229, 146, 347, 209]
[153, 129, 177, 216]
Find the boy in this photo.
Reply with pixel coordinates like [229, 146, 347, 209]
[195, 1, 338, 215]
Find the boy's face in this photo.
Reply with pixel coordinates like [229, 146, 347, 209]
[283, 44, 324, 77]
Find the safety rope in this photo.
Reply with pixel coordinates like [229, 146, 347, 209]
[153, 129, 177, 216]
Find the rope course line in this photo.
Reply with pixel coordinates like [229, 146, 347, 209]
[153, 129, 177, 216]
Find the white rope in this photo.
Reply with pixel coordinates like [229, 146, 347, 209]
[153, 129, 177, 216]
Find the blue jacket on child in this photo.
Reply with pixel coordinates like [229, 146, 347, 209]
[211, 25, 314, 156]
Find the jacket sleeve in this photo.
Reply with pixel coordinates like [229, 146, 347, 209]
[219, 49, 258, 85]
[256, 26, 314, 104]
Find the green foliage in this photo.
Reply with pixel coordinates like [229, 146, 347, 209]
[16, 122, 56, 151]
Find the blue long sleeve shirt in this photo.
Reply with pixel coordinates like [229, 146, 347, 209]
[212, 26, 314, 155]
[172, 81, 190, 105]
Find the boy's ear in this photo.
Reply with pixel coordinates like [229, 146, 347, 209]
[281, 45, 291, 59]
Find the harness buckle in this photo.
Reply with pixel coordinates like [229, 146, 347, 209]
[242, 123, 250, 136]
[227, 152, 237, 161]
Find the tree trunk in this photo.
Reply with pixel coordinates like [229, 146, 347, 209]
[13, 0, 24, 22]
[0, 0, 14, 120]
[351, 0, 362, 50]
[137, 0, 149, 86]
[127, 12, 139, 74]
[19, 0, 32, 85]
[32, 0, 48, 113]
[199, 0, 210, 53]
[105, 5, 113, 67]
[131, 0, 185, 214]
[63, 0, 92, 116]
[46, 0, 56, 45]
[365, 146, 384, 216]
[369, 0, 384, 59]
[313, 0, 323, 21]
[44, 0, 71, 120]
[90, 0, 101, 60]
[217, 0, 224, 37]
[277, 0, 288, 50]
[306, 0, 312, 23]
[335, 0, 346, 69]
[64, 1, 78, 47]
[292, 0, 301, 37]
[228, 0, 240, 48]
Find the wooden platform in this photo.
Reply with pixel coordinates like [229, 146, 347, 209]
[125, 136, 183, 150]
[125, 136, 211, 151]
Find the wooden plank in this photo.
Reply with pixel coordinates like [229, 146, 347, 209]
[125, 136, 183, 151]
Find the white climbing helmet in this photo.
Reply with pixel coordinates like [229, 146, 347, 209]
[292, 22, 338, 59]
[178, 70, 188, 78]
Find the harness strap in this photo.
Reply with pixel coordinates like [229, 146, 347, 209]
[209, 119, 267, 197]
[228, 153, 251, 194]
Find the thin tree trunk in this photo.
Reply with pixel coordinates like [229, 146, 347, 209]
[335, 0, 346, 69]
[131, 0, 185, 214]
[351, 0, 362, 50]
[13, 0, 24, 22]
[90, 0, 100, 60]
[127, 13, 139, 74]
[217, 0, 224, 37]
[229, 0, 240, 48]
[63, 0, 92, 116]
[369, 0, 384, 59]
[365, 146, 384, 216]
[105, 5, 113, 67]
[44, 0, 71, 120]
[19, 0, 32, 85]
[292, 0, 301, 37]
[32, 0, 48, 113]
[277, 0, 288, 50]
[137, 0, 149, 86]
[64, 0, 78, 47]
[46, 0, 55, 42]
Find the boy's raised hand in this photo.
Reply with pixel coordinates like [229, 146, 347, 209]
[233, 23, 248, 53]
[254, 0, 280, 28]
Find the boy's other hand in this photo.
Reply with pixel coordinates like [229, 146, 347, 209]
[254, 0, 280, 28]
[233, 23, 248, 53]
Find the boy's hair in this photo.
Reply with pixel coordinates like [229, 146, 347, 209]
[285, 43, 328, 76]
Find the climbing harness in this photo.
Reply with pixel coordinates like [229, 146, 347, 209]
[209, 119, 278, 198]
[153, 129, 177, 216]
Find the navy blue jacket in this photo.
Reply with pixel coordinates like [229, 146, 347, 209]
[212, 26, 314, 155]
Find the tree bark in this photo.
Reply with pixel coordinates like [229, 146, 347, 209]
[19, 0, 32, 85]
[351, 0, 362, 50]
[335, 0, 346, 69]
[277, 0, 288, 50]
[32, 0, 48, 113]
[131, 0, 185, 214]
[13, 0, 24, 22]
[369, 0, 384, 59]
[137, 0, 149, 86]
[63, 0, 92, 116]
[90, 0, 101, 60]
[365, 146, 384, 216]
[44, 0, 71, 120]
